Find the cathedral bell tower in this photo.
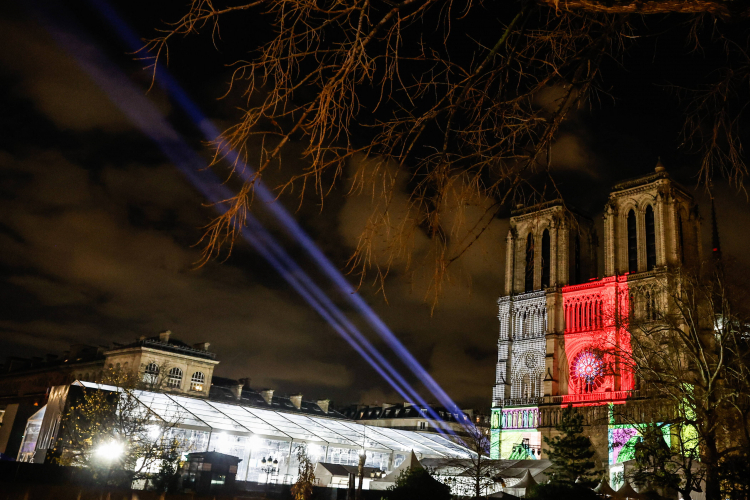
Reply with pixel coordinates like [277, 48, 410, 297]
[494, 200, 596, 406]
[603, 160, 701, 276]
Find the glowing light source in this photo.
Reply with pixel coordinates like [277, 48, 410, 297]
[94, 440, 124, 462]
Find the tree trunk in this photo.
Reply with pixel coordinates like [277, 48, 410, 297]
[702, 437, 721, 500]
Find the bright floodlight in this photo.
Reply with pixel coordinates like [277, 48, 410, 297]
[94, 440, 124, 462]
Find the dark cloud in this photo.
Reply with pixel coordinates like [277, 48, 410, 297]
[4, 1, 750, 415]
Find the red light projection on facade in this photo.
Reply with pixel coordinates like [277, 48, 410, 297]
[571, 349, 605, 392]
[561, 276, 634, 406]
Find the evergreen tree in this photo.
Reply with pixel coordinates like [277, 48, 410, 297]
[544, 405, 597, 488]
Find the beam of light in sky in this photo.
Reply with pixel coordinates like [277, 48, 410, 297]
[86, 0, 465, 418]
[29, 0, 465, 437]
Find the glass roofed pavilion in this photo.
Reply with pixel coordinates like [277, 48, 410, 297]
[23, 382, 473, 484]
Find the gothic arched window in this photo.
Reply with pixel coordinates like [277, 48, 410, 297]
[525, 233, 534, 292]
[645, 205, 656, 270]
[627, 209, 638, 273]
[541, 229, 551, 288]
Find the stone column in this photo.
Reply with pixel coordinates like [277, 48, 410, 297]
[559, 221, 569, 286]
[505, 229, 515, 295]
[603, 203, 615, 276]
[550, 222, 559, 287]
[655, 190, 667, 267]
[638, 205, 647, 273]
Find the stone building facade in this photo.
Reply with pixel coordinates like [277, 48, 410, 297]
[490, 163, 702, 468]
[0, 330, 217, 459]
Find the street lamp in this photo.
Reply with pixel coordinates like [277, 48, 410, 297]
[260, 456, 278, 484]
[355, 450, 366, 500]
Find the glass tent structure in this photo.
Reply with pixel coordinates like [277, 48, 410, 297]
[23, 382, 473, 485]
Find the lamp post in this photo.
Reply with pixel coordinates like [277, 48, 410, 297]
[260, 456, 278, 485]
[355, 450, 366, 500]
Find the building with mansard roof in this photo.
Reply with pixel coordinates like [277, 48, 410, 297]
[490, 161, 702, 482]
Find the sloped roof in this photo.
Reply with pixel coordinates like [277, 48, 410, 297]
[74, 381, 475, 459]
[594, 478, 617, 496]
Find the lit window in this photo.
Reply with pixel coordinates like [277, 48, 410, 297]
[167, 367, 183, 389]
[190, 371, 206, 392]
[143, 363, 159, 384]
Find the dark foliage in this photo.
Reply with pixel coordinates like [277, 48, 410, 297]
[543, 405, 598, 488]
[384, 467, 451, 500]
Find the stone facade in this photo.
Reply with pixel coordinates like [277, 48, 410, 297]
[491, 164, 702, 467]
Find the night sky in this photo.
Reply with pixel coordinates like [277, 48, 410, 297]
[2, 1, 749, 410]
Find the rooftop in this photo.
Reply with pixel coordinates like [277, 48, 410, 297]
[72, 381, 474, 459]
[340, 404, 473, 424]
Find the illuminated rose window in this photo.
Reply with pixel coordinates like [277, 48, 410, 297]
[571, 349, 604, 392]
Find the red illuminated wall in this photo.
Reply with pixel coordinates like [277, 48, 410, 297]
[561, 276, 634, 406]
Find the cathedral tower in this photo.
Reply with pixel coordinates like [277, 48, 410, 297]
[490, 162, 702, 463]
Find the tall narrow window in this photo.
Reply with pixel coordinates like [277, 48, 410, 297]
[525, 233, 534, 292]
[645, 205, 656, 270]
[627, 209, 638, 273]
[541, 230, 551, 288]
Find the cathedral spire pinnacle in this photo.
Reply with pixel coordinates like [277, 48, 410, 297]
[655, 157, 666, 173]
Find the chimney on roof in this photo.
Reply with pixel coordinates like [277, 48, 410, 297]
[193, 342, 210, 351]
[290, 393, 303, 410]
[159, 330, 171, 342]
[231, 379, 245, 400]
[317, 399, 330, 413]
[260, 389, 274, 405]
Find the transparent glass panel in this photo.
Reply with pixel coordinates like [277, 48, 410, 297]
[365, 450, 391, 470]
[205, 401, 287, 439]
[170, 397, 247, 433]
[421, 433, 474, 457]
[366, 427, 445, 456]
[327, 446, 362, 466]
[281, 413, 357, 446]
[245, 438, 292, 484]
[244, 407, 325, 443]
[134, 391, 206, 428]
[208, 432, 252, 481]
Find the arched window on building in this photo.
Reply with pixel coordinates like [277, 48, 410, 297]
[525, 233, 534, 292]
[190, 372, 206, 392]
[143, 363, 159, 384]
[541, 229, 551, 288]
[167, 367, 183, 389]
[645, 205, 656, 270]
[627, 209, 638, 273]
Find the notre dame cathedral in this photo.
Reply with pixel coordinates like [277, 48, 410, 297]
[489, 162, 703, 479]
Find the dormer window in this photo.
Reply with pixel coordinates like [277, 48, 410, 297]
[143, 363, 159, 384]
[167, 367, 183, 389]
[190, 371, 206, 392]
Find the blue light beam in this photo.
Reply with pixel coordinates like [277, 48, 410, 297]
[87, 0, 466, 418]
[31, 0, 462, 437]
